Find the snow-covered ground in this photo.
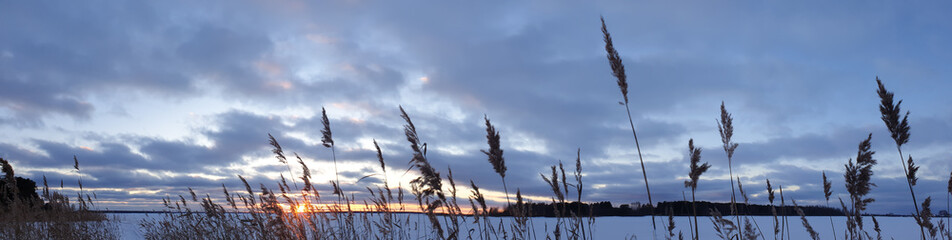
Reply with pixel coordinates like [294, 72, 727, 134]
[113, 213, 927, 239]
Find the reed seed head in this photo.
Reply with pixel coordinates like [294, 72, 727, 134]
[480, 115, 506, 178]
[268, 133, 287, 164]
[399, 106, 443, 199]
[793, 199, 820, 240]
[600, 16, 628, 104]
[373, 139, 386, 172]
[541, 165, 564, 201]
[717, 102, 739, 159]
[320, 107, 334, 148]
[822, 171, 832, 201]
[906, 155, 919, 186]
[685, 139, 710, 190]
[737, 177, 749, 203]
[917, 197, 937, 238]
[947, 171, 952, 194]
[844, 133, 876, 220]
[876, 77, 911, 147]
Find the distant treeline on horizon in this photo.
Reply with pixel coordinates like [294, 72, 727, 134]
[490, 200, 851, 217]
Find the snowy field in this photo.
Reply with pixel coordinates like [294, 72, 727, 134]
[112, 213, 927, 239]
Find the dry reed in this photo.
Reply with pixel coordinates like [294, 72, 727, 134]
[877, 77, 927, 239]
[822, 171, 837, 240]
[843, 133, 876, 239]
[766, 179, 779, 240]
[0, 157, 119, 240]
[717, 102, 743, 238]
[684, 138, 709, 240]
[601, 16, 656, 231]
[792, 199, 819, 240]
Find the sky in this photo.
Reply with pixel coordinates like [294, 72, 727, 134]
[1, 1, 952, 214]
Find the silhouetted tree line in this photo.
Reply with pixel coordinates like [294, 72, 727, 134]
[0, 176, 43, 210]
[498, 200, 844, 217]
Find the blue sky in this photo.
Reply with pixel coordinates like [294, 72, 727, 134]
[2, 1, 952, 214]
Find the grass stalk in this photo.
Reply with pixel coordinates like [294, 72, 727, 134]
[792, 199, 820, 240]
[779, 185, 788, 240]
[876, 77, 926, 240]
[822, 171, 837, 240]
[717, 102, 742, 238]
[843, 134, 877, 238]
[766, 179, 778, 240]
[481, 115, 513, 209]
[601, 15, 656, 231]
[684, 139, 710, 240]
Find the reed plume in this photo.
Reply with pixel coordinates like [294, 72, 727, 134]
[766, 179, 778, 240]
[872, 216, 883, 240]
[399, 106, 446, 239]
[665, 208, 677, 240]
[73, 155, 84, 202]
[915, 197, 937, 239]
[541, 164, 567, 238]
[717, 101, 742, 237]
[710, 208, 737, 240]
[736, 177, 765, 238]
[780, 185, 789, 240]
[843, 133, 876, 237]
[268, 134, 300, 191]
[822, 171, 837, 240]
[481, 115, 512, 208]
[907, 156, 919, 186]
[399, 106, 443, 200]
[684, 139, 709, 240]
[319, 107, 342, 198]
[877, 77, 926, 239]
[372, 139, 394, 238]
[792, 200, 820, 240]
[573, 148, 587, 240]
[601, 15, 655, 231]
[372, 140, 391, 205]
[470, 180, 490, 239]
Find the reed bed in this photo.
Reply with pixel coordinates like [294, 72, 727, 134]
[0, 157, 120, 240]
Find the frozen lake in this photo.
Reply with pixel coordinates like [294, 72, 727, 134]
[112, 213, 926, 239]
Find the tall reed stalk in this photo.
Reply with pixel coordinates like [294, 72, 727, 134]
[717, 102, 742, 237]
[399, 106, 447, 239]
[792, 199, 820, 240]
[736, 178, 765, 239]
[320, 107, 341, 199]
[876, 77, 926, 239]
[573, 149, 587, 240]
[766, 179, 778, 240]
[268, 134, 299, 192]
[684, 139, 710, 240]
[600, 16, 656, 231]
[481, 115, 511, 208]
[73, 156, 81, 197]
[843, 134, 876, 238]
[373, 139, 395, 239]
[822, 171, 837, 240]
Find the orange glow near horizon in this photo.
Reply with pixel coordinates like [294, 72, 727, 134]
[272, 202, 477, 215]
